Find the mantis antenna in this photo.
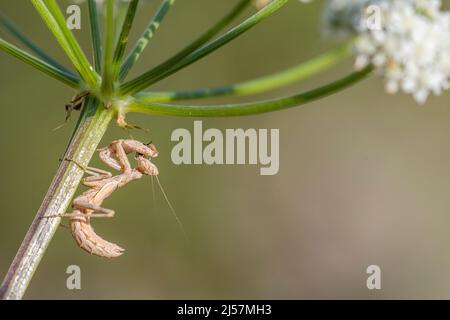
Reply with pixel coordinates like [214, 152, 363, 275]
[155, 175, 188, 240]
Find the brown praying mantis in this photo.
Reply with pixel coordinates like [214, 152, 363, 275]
[54, 140, 160, 258]
[51, 95, 184, 258]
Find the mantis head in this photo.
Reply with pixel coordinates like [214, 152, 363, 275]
[135, 154, 159, 176]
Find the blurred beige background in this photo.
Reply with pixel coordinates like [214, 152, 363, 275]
[1, 0, 450, 299]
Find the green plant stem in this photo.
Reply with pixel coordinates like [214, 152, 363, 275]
[0, 38, 80, 88]
[112, 0, 139, 82]
[135, 41, 353, 103]
[120, 0, 286, 95]
[101, 0, 116, 97]
[0, 13, 74, 75]
[127, 65, 373, 117]
[88, 0, 102, 73]
[43, 0, 99, 86]
[120, 0, 175, 80]
[32, 0, 99, 88]
[0, 98, 114, 300]
[120, 0, 249, 82]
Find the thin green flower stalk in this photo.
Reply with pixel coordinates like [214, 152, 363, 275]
[101, 0, 117, 98]
[0, 12, 74, 75]
[0, 0, 373, 299]
[120, 0, 289, 95]
[112, 0, 139, 82]
[135, 41, 354, 103]
[126, 65, 373, 117]
[31, 0, 100, 88]
[120, 0, 252, 83]
[0, 38, 80, 88]
[88, 0, 102, 73]
[120, 0, 176, 80]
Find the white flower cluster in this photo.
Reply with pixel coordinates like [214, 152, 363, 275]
[351, 0, 450, 104]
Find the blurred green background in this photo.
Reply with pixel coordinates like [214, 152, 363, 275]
[1, 0, 450, 299]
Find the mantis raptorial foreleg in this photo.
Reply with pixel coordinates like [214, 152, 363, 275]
[111, 140, 132, 173]
[99, 139, 159, 172]
[98, 147, 122, 172]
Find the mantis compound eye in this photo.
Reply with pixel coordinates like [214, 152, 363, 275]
[135, 153, 145, 159]
[147, 143, 159, 158]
